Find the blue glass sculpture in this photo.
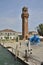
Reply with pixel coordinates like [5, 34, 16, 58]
[29, 34, 40, 45]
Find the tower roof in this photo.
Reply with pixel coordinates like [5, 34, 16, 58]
[22, 6, 28, 12]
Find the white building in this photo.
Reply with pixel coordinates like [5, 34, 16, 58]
[0, 29, 18, 40]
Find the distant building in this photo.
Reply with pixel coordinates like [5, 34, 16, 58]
[29, 31, 38, 37]
[18, 32, 22, 40]
[0, 29, 18, 40]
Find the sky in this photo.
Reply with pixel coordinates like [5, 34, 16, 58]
[0, 0, 43, 32]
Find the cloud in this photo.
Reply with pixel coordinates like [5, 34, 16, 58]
[28, 9, 43, 31]
[0, 8, 43, 32]
[0, 16, 22, 32]
[29, 9, 43, 21]
[0, 17, 16, 23]
[0, 17, 16, 30]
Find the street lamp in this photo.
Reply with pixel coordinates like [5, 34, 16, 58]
[28, 38, 32, 54]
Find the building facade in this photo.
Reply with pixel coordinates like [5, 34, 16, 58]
[0, 29, 18, 40]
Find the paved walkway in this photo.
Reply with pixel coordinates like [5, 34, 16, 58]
[0, 41, 43, 65]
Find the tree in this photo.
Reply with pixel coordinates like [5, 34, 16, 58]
[37, 24, 43, 36]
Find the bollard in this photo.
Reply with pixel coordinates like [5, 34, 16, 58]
[28, 41, 31, 54]
[30, 49, 32, 54]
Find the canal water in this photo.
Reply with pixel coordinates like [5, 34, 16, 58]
[0, 45, 27, 65]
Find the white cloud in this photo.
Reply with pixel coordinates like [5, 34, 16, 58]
[0, 16, 22, 32]
[28, 9, 43, 31]
[0, 8, 43, 32]
[29, 9, 43, 21]
[0, 17, 16, 23]
[0, 17, 16, 30]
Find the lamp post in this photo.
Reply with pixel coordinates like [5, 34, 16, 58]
[28, 39, 32, 54]
[28, 40, 31, 54]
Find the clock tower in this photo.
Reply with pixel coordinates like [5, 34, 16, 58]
[21, 7, 29, 39]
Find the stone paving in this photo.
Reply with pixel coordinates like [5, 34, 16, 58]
[0, 41, 43, 65]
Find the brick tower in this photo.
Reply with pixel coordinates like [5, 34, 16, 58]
[21, 7, 29, 39]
